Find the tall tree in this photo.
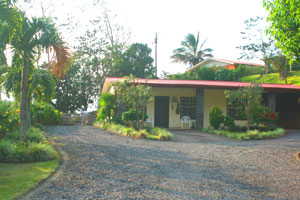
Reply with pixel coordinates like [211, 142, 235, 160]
[263, 0, 300, 63]
[171, 32, 213, 68]
[237, 16, 278, 73]
[2, 13, 71, 140]
[118, 43, 155, 78]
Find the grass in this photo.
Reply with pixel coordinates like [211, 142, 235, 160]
[241, 71, 300, 85]
[94, 121, 173, 141]
[0, 155, 59, 200]
[205, 128, 285, 140]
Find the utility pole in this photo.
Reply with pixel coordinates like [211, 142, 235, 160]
[154, 32, 158, 77]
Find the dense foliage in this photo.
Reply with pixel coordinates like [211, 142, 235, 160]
[264, 0, 300, 62]
[31, 103, 62, 126]
[97, 93, 115, 121]
[225, 83, 263, 129]
[94, 122, 172, 141]
[0, 101, 19, 139]
[0, 128, 57, 163]
[209, 107, 224, 129]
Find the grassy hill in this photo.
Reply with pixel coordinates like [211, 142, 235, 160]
[241, 71, 300, 85]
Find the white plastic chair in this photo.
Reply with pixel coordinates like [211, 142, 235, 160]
[181, 116, 191, 129]
[146, 116, 154, 127]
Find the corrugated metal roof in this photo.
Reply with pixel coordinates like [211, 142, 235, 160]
[102, 77, 300, 93]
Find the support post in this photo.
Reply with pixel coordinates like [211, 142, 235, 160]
[268, 92, 276, 113]
[196, 88, 204, 129]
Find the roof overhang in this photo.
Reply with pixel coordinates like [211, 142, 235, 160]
[101, 77, 300, 94]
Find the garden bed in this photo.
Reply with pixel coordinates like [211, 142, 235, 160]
[0, 128, 60, 200]
[94, 122, 173, 141]
[204, 128, 285, 140]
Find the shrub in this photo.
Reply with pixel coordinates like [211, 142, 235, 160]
[3, 131, 20, 141]
[209, 107, 224, 129]
[0, 101, 19, 139]
[0, 128, 57, 163]
[0, 140, 14, 162]
[25, 127, 47, 143]
[122, 109, 148, 122]
[27, 142, 55, 162]
[224, 116, 235, 130]
[215, 68, 235, 81]
[97, 93, 115, 121]
[31, 103, 62, 126]
[94, 122, 172, 141]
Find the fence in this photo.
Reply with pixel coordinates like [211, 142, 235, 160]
[62, 113, 97, 126]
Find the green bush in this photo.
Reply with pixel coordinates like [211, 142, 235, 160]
[215, 68, 235, 81]
[25, 127, 47, 143]
[31, 103, 62, 126]
[204, 128, 285, 140]
[27, 142, 55, 162]
[224, 116, 235, 130]
[3, 130, 20, 141]
[0, 128, 57, 163]
[209, 107, 224, 129]
[0, 101, 19, 139]
[0, 140, 14, 162]
[122, 109, 148, 122]
[97, 93, 115, 121]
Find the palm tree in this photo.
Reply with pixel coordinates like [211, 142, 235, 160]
[2, 13, 71, 140]
[171, 32, 213, 67]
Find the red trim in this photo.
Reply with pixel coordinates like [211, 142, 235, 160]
[103, 77, 300, 92]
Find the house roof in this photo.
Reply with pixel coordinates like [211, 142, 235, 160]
[102, 77, 300, 93]
[188, 58, 265, 72]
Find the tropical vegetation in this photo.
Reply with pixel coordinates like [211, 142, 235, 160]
[171, 32, 213, 68]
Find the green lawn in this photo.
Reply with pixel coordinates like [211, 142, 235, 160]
[241, 71, 300, 85]
[0, 158, 59, 200]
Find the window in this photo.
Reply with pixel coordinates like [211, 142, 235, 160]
[226, 100, 245, 120]
[180, 97, 196, 119]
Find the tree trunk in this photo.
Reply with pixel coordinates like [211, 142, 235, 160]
[20, 57, 29, 141]
[27, 97, 31, 128]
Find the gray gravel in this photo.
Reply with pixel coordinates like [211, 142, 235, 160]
[27, 126, 300, 200]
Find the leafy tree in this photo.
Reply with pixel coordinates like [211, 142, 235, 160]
[113, 75, 153, 128]
[263, 0, 300, 63]
[118, 43, 155, 78]
[237, 16, 278, 73]
[1, 12, 71, 140]
[266, 55, 289, 82]
[171, 32, 213, 68]
[54, 62, 97, 113]
[1, 66, 55, 103]
[225, 83, 263, 130]
[215, 68, 234, 81]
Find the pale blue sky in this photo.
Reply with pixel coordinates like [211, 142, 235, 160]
[21, 0, 268, 75]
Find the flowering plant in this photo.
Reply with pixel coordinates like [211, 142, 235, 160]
[0, 101, 19, 138]
[251, 105, 278, 127]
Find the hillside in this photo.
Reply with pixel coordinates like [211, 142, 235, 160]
[240, 71, 300, 85]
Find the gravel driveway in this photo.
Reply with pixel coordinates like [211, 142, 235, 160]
[26, 126, 300, 200]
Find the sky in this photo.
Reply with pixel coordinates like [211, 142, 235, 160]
[21, 0, 269, 75]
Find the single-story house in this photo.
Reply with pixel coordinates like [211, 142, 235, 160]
[188, 58, 265, 72]
[102, 77, 300, 129]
